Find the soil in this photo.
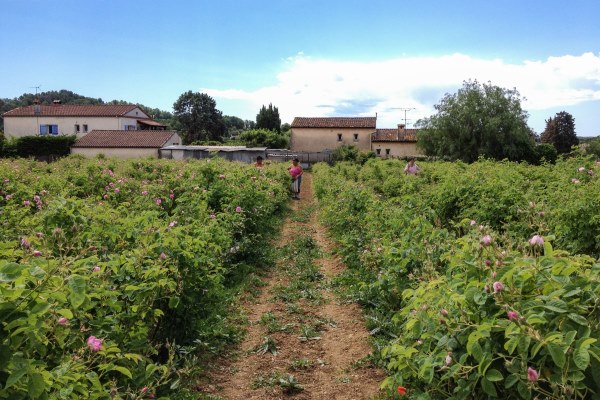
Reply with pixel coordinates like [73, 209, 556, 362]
[199, 173, 386, 400]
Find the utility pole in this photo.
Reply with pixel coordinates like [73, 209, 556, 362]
[29, 85, 41, 95]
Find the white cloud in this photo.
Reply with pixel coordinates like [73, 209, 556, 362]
[204, 52, 600, 130]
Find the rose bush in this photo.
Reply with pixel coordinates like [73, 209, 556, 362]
[313, 157, 600, 399]
[0, 156, 289, 398]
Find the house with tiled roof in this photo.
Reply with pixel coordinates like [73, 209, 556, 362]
[371, 124, 420, 158]
[2, 103, 167, 139]
[290, 116, 421, 157]
[71, 130, 181, 159]
[290, 117, 376, 152]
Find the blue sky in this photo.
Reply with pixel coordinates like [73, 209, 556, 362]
[2, 0, 599, 135]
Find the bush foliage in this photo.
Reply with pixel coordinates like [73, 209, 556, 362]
[314, 156, 600, 399]
[0, 156, 289, 398]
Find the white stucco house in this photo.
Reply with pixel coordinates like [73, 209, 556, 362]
[71, 130, 181, 159]
[1, 103, 167, 139]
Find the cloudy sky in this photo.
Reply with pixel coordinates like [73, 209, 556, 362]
[2, 0, 599, 135]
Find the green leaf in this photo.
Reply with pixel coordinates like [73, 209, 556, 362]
[547, 343, 566, 368]
[504, 336, 518, 355]
[30, 301, 50, 315]
[0, 262, 26, 282]
[505, 373, 519, 389]
[57, 309, 74, 319]
[517, 381, 531, 400]
[486, 369, 504, 382]
[573, 347, 590, 370]
[6, 367, 28, 388]
[544, 299, 567, 313]
[568, 313, 588, 326]
[480, 377, 498, 397]
[112, 366, 132, 379]
[518, 336, 531, 357]
[68, 275, 87, 309]
[28, 372, 46, 398]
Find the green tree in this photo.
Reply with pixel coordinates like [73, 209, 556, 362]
[256, 103, 281, 133]
[416, 80, 535, 162]
[223, 115, 245, 138]
[585, 136, 600, 157]
[173, 91, 226, 144]
[540, 111, 578, 154]
[238, 128, 289, 148]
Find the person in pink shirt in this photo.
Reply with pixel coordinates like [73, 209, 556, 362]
[288, 158, 303, 199]
[404, 158, 420, 175]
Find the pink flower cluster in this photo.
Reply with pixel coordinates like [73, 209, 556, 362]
[87, 336, 103, 352]
[528, 235, 544, 247]
[480, 235, 492, 246]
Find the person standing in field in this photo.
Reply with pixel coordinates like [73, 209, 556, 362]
[288, 158, 303, 199]
[404, 158, 420, 175]
[255, 156, 264, 168]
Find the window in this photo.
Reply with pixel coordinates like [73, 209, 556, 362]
[40, 125, 58, 135]
[385, 149, 391, 155]
[125, 125, 136, 130]
[83, 124, 88, 133]
[376, 149, 381, 155]
[337, 133, 342, 142]
[353, 133, 359, 142]
[74, 124, 80, 133]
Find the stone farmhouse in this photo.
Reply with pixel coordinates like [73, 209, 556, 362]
[71, 130, 181, 159]
[1, 103, 167, 139]
[290, 116, 421, 158]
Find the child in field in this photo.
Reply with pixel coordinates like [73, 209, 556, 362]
[404, 158, 420, 175]
[288, 158, 303, 199]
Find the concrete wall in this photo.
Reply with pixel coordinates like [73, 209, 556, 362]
[372, 142, 421, 158]
[291, 127, 373, 152]
[4, 116, 140, 138]
[71, 147, 159, 159]
[123, 108, 149, 118]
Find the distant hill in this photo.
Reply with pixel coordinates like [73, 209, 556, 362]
[0, 90, 174, 131]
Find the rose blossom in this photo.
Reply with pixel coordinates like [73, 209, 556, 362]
[507, 311, 519, 321]
[57, 317, 68, 325]
[235, 206, 242, 213]
[218, 174, 225, 179]
[571, 178, 580, 184]
[480, 235, 492, 246]
[155, 198, 162, 205]
[141, 191, 148, 196]
[33, 250, 42, 257]
[92, 266, 101, 272]
[21, 238, 30, 249]
[397, 386, 407, 396]
[493, 281, 504, 293]
[528, 235, 544, 247]
[87, 336, 103, 352]
[527, 367, 539, 382]
[470, 220, 476, 226]
[160, 252, 167, 260]
[209, 214, 216, 219]
[440, 309, 448, 317]
[23, 200, 30, 207]
[578, 167, 586, 172]
[445, 353, 452, 366]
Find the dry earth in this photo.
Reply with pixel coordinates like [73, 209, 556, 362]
[199, 173, 386, 400]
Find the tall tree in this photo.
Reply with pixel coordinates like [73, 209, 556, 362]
[416, 80, 535, 162]
[540, 111, 578, 154]
[223, 115, 245, 138]
[172, 91, 226, 144]
[256, 103, 281, 133]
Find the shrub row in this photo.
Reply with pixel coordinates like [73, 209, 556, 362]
[313, 157, 600, 399]
[0, 156, 289, 399]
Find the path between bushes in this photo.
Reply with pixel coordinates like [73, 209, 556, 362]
[200, 173, 386, 399]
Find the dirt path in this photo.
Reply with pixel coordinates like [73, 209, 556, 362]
[201, 173, 386, 399]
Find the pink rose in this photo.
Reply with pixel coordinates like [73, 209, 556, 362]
[87, 336, 103, 352]
[219, 174, 225, 179]
[492, 281, 504, 293]
[528, 235, 544, 247]
[33, 250, 42, 257]
[23, 200, 31, 207]
[578, 167, 586, 172]
[21, 238, 30, 249]
[114, 188, 120, 193]
[155, 198, 162, 206]
[235, 206, 242, 213]
[92, 266, 101, 272]
[160, 252, 167, 260]
[480, 235, 492, 246]
[141, 191, 148, 196]
[440, 309, 448, 317]
[527, 367, 539, 382]
[445, 353, 452, 366]
[507, 311, 519, 321]
[57, 317, 68, 325]
[209, 214, 216, 219]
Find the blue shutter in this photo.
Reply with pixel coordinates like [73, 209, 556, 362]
[40, 125, 47, 135]
[51, 125, 58, 135]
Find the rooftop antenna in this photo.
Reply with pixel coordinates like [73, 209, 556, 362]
[29, 85, 41, 95]
[398, 107, 415, 127]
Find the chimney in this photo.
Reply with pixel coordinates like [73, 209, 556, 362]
[53, 100, 61, 104]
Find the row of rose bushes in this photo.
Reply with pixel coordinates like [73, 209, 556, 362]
[313, 157, 600, 399]
[0, 156, 289, 399]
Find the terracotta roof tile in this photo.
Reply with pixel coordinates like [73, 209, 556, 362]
[2, 104, 140, 117]
[291, 117, 376, 129]
[72, 130, 179, 148]
[372, 128, 418, 142]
